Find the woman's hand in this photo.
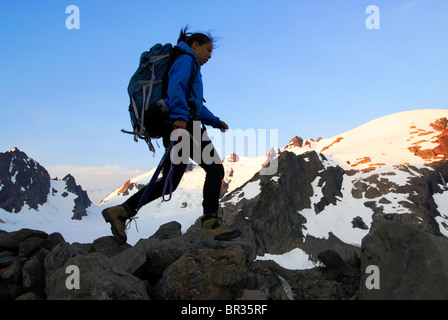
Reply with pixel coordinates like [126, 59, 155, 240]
[219, 121, 229, 133]
[173, 120, 187, 130]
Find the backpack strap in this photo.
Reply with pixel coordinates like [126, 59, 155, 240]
[166, 46, 199, 120]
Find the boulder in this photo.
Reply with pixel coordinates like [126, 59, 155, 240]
[360, 220, 448, 299]
[111, 237, 160, 278]
[22, 251, 46, 297]
[153, 245, 248, 300]
[89, 236, 131, 258]
[149, 221, 182, 240]
[0, 228, 48, 251]
[43, 242, 87, 278]
[45, 252, 149, 300]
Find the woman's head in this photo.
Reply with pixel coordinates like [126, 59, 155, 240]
[177, 26, 214, 66]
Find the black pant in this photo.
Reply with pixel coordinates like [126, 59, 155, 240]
[124, 121, 224, 215]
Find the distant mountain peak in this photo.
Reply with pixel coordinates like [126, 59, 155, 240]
[0, 148, 50, 213]
[0, 149, 91, 219]
[283, 109, 448, 171]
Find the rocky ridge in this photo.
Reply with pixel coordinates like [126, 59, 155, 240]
[2, 217, 448, 300]
[1, 223, 349, 300]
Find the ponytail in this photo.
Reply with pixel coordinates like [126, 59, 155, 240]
[177, 25, 191, 44]
[177, 25, 214, 47]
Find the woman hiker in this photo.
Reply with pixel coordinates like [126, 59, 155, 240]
[102, 27, 241, 244]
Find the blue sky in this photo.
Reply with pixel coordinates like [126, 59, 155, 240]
[1, 0, 447, 203]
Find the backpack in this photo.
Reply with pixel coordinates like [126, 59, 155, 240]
[123, 43, 198, 152]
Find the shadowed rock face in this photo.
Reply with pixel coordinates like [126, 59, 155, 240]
[221, 151, 345, 256]
[0, 148, 50, 213]
[62, 174, 92, 220]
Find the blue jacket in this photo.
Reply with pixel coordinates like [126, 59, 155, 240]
[167, 42, 222, 128]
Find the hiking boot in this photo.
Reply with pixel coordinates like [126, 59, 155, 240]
[201, 215, 241, 241]
[102, 204, 135, 244]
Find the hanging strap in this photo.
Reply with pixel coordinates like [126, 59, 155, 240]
[162, 141, 176, 202]
[138, 141, 174, 208]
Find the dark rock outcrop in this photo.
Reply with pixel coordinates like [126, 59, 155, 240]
[62, 174, 92, 220]
[352, 162, 448, 236]
[285, 136, 304, 149]
[221, 151, 345, 256]
[0, 148, 50, 213]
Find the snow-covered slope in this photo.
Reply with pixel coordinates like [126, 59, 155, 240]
[0, 179, 110, 241]
[314, 109, 448, 169]
[282, 109, 448, 245]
